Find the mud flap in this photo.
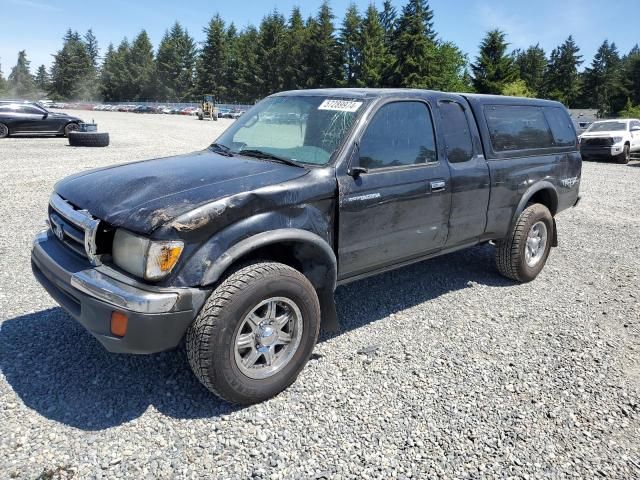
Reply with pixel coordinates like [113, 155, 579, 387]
[552, 218, 558, 247]
[318, 289, 340, 333]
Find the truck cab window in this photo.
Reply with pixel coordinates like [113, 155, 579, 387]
[485, 105, 554, 152]
[438, 101, 473, 163]
[359, 101, 436, 169]
[544, 107, 576, 147]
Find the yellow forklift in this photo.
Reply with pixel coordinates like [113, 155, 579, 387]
[197, 95, 218, 121]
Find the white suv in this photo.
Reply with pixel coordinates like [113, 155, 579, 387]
[579, 118, 640, 164]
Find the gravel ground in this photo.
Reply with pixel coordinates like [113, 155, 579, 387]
[1, 110, 639, 479]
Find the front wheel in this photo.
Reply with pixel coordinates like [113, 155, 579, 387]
[186, 262, 321, 404]
[496, 203, 553, 282]
[616, 144, 630, 164]
[64, 122, 80, 137]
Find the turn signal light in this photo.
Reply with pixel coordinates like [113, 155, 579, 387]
[111, 311, 128, 337]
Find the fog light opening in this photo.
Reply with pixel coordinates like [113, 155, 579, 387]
[111, 311, 128, 337]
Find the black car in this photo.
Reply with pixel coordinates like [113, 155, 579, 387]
[32, 88, 581, 404]
[0, 100, 83, 138]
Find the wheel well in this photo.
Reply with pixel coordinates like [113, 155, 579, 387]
[528, 188, 558, 216]
[213, 240, 335, 293]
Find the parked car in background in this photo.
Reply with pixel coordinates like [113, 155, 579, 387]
[579, 118, 640, 164]
[0, 100, 83, 138]
[32, 88, 581, 404]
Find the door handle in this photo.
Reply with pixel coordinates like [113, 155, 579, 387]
[430, 180, 446, 192]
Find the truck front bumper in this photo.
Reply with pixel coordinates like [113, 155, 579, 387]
[31, 231, 210, 354]
[580, 145, 624, 158]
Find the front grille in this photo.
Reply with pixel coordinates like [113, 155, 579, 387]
[584, 137, 613, 146]
[47, 193, 114, 263]
[49, 210, 88, 258]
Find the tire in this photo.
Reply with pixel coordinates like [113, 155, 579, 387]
[0, 122, 8, 138]
[186, 262, 321, 405]
[68, 131, 110, 147]
[616, 144, 630, 164]
[64, 122, 80, 137]
[496, 203, 553, 283]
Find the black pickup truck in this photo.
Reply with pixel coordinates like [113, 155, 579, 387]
[32, 89, 581, 404]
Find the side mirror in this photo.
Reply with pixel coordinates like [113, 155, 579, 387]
[42, 112, 48, 119]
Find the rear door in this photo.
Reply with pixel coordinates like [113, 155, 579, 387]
[337, 99, 451, 279]
[436, 96, 490, 247]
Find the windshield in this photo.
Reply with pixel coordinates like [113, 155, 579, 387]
[213, 95, 366, 166]
[586, 121, 627, 132]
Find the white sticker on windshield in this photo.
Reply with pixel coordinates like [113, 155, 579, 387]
[318, 99, 363, 112]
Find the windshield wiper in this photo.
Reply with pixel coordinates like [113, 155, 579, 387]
[239, 149, 306, 168]
[209, 143, 234, 156]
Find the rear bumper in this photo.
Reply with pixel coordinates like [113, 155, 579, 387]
[31, 231, 210, 354]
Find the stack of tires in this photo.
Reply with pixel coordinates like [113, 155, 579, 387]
[68, 123, 110, 147]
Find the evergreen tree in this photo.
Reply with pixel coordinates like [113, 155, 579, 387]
[34, 65, 50, 92]
[99, 43, 119, 101]
[84, 29, 100, 67]
[541, 36, 582, 107]
[471, 29, 518, 94]
[515, 44, 546, 95]
[582, 40, 625, 115]
[8, 50, 36, 97]
[156, 22, 197, 101]
[0, 61, 7, 94]
[129, 30, 156, 100]
[196, 15, 227, 100]
[49, 30, 95, 100]
[282, 7, 307, 91]
[379, 0, 397, 49]
[303, 2, 341, 88]
[358, 4, 389, 87]
[622, 45, 640, 106]
[256, 11, 288, 96]
[233, 26, 260, 103]
[403, 0, 435, 41]
[339, 3, 362, 86]
[223, 24, 241, 102]
[390, 0, 435, 88]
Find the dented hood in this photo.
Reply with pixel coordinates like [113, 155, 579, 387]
[54, 149, 309, 234]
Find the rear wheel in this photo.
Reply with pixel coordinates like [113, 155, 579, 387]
[0, 123, 8, 138]
[186, 262, 321, 404]
[496, 203, 553, 282]
[616, 144, 630, 164]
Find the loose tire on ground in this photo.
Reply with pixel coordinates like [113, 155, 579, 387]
[616, 144, 630, 164]
[186, 261, 321, 405]
[0, 122, 8, 138]
[68, 131, 110, 147]
[496, 203, 554, 283]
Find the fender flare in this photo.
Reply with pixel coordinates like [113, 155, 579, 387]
[201, 228, 340, 331]
[512, 181, 559, 247]
[513, 181, 559, 220]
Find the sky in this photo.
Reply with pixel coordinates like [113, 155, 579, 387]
[0, 0, 638, 74]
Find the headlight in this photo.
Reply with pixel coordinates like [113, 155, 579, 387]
[612, 136, 623, 144]
[112, 229, 184, 281]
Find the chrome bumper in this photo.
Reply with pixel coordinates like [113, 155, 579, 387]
[31, 230, 210, 354]
[34, 231, 181, 314]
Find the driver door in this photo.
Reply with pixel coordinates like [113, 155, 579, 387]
[337, 99, 451, 279]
